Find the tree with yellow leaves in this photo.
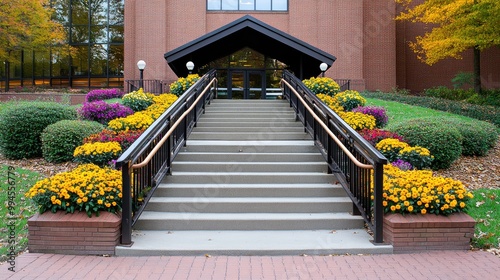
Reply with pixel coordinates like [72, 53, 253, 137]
[395, 0, 500, 93]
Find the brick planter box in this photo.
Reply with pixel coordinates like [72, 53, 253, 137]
[384, 213, 475, 253]
[28, 211, 121, 255]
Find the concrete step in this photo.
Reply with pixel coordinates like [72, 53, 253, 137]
[195, 121, 302, 127]
[207, 100, 290, 106]
[171, 161, 327, 172]
[134, 212, 364, 231]
[196, 117, 297, 122]
[181, 140, 317, 153]
[200, 112, 296, 118]
[188, 132, 311, 140]
[115, 230, 393, 256]
[164, 172, 334, 184]
[174, 152, 324, 162]
[145, 197, 352, 213]
[192, 126, 305, 133]
[154, 183, 346, 198]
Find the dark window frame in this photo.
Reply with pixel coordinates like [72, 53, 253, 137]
[207, 0, 288, 11]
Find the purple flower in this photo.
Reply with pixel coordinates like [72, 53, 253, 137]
[86, 88, 124, 102]
[78, 101, 134, 124]
[391, 159, 413, 171]
[352, 106, 388, 128]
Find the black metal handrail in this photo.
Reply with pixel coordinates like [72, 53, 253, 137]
[116, 70, 217, 245]
[281, 70, 387, 244]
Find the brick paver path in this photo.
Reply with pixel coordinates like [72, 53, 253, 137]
[1, 251, 499, 279]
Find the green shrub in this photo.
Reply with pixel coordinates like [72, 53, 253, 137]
[390, 118, 463, 170]
[362, 91, 500, 127]
[451, 72, 474, 89]
[0, 102, 76, 159]
[41, 120, 105, 163]
[424, 86, 475, 101]
[440, 119, 499, 156]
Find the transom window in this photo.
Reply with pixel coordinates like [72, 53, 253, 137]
[207, 0, 288, 11]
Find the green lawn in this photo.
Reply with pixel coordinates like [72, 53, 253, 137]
[366, 98, 483, 129]
[468, 188, 500, 249]
[0, 165, 43, 261]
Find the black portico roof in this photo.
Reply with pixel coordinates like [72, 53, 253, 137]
[164, 15, 336, 78]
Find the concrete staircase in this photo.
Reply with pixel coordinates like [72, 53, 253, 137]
[116, 100, 392, 256]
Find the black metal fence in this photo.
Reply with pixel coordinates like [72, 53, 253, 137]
[125, 79, 170, 94]
[335, 79, 351, 91]
[281, 70, 387, 244]
[116, 70, 217, 245]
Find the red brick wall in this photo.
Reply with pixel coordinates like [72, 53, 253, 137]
[363, 0, 397, 92]
[124, 1, 372, 90]
[28, 211, 121, 255]
[384, 213, 475, 253]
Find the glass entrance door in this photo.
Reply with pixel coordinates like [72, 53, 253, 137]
[228, 70, 265, 99]
[247, 71, 264, 99]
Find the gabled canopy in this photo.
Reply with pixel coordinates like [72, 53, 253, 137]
[164, 15, 336, 78]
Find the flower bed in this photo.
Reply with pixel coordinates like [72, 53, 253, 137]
[26, 164, 122, 217]
[311, 86, 478, 251]
[25, 81, 185, 255]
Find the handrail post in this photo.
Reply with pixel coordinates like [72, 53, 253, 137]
[373, 162, 384, 244]
[121, 161, 132, 245]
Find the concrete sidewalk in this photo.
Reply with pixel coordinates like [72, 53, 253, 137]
[1, 251, 499, 280]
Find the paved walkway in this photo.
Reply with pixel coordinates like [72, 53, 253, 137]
[1, 251, 499, 279]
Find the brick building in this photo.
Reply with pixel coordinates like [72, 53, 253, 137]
[2, 0, 497, 93]
[125, 0, 499, 94]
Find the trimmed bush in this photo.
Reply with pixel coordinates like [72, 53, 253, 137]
[441, 119, 499, 156]
[78, 101, 134, 124]
[86, 88, 124, 102]
[0, 102, 76, 159]
[424, 86, 475, 101]
[390, 118, 463, 170]
[41, 120, 105, 163]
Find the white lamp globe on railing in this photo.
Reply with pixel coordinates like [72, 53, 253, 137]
[137, 60, 146, 89]
[319, 62, 328, 77]
[186, 61, 194, 74]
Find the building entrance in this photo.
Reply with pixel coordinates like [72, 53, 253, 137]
[227, 70, 265, 99]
